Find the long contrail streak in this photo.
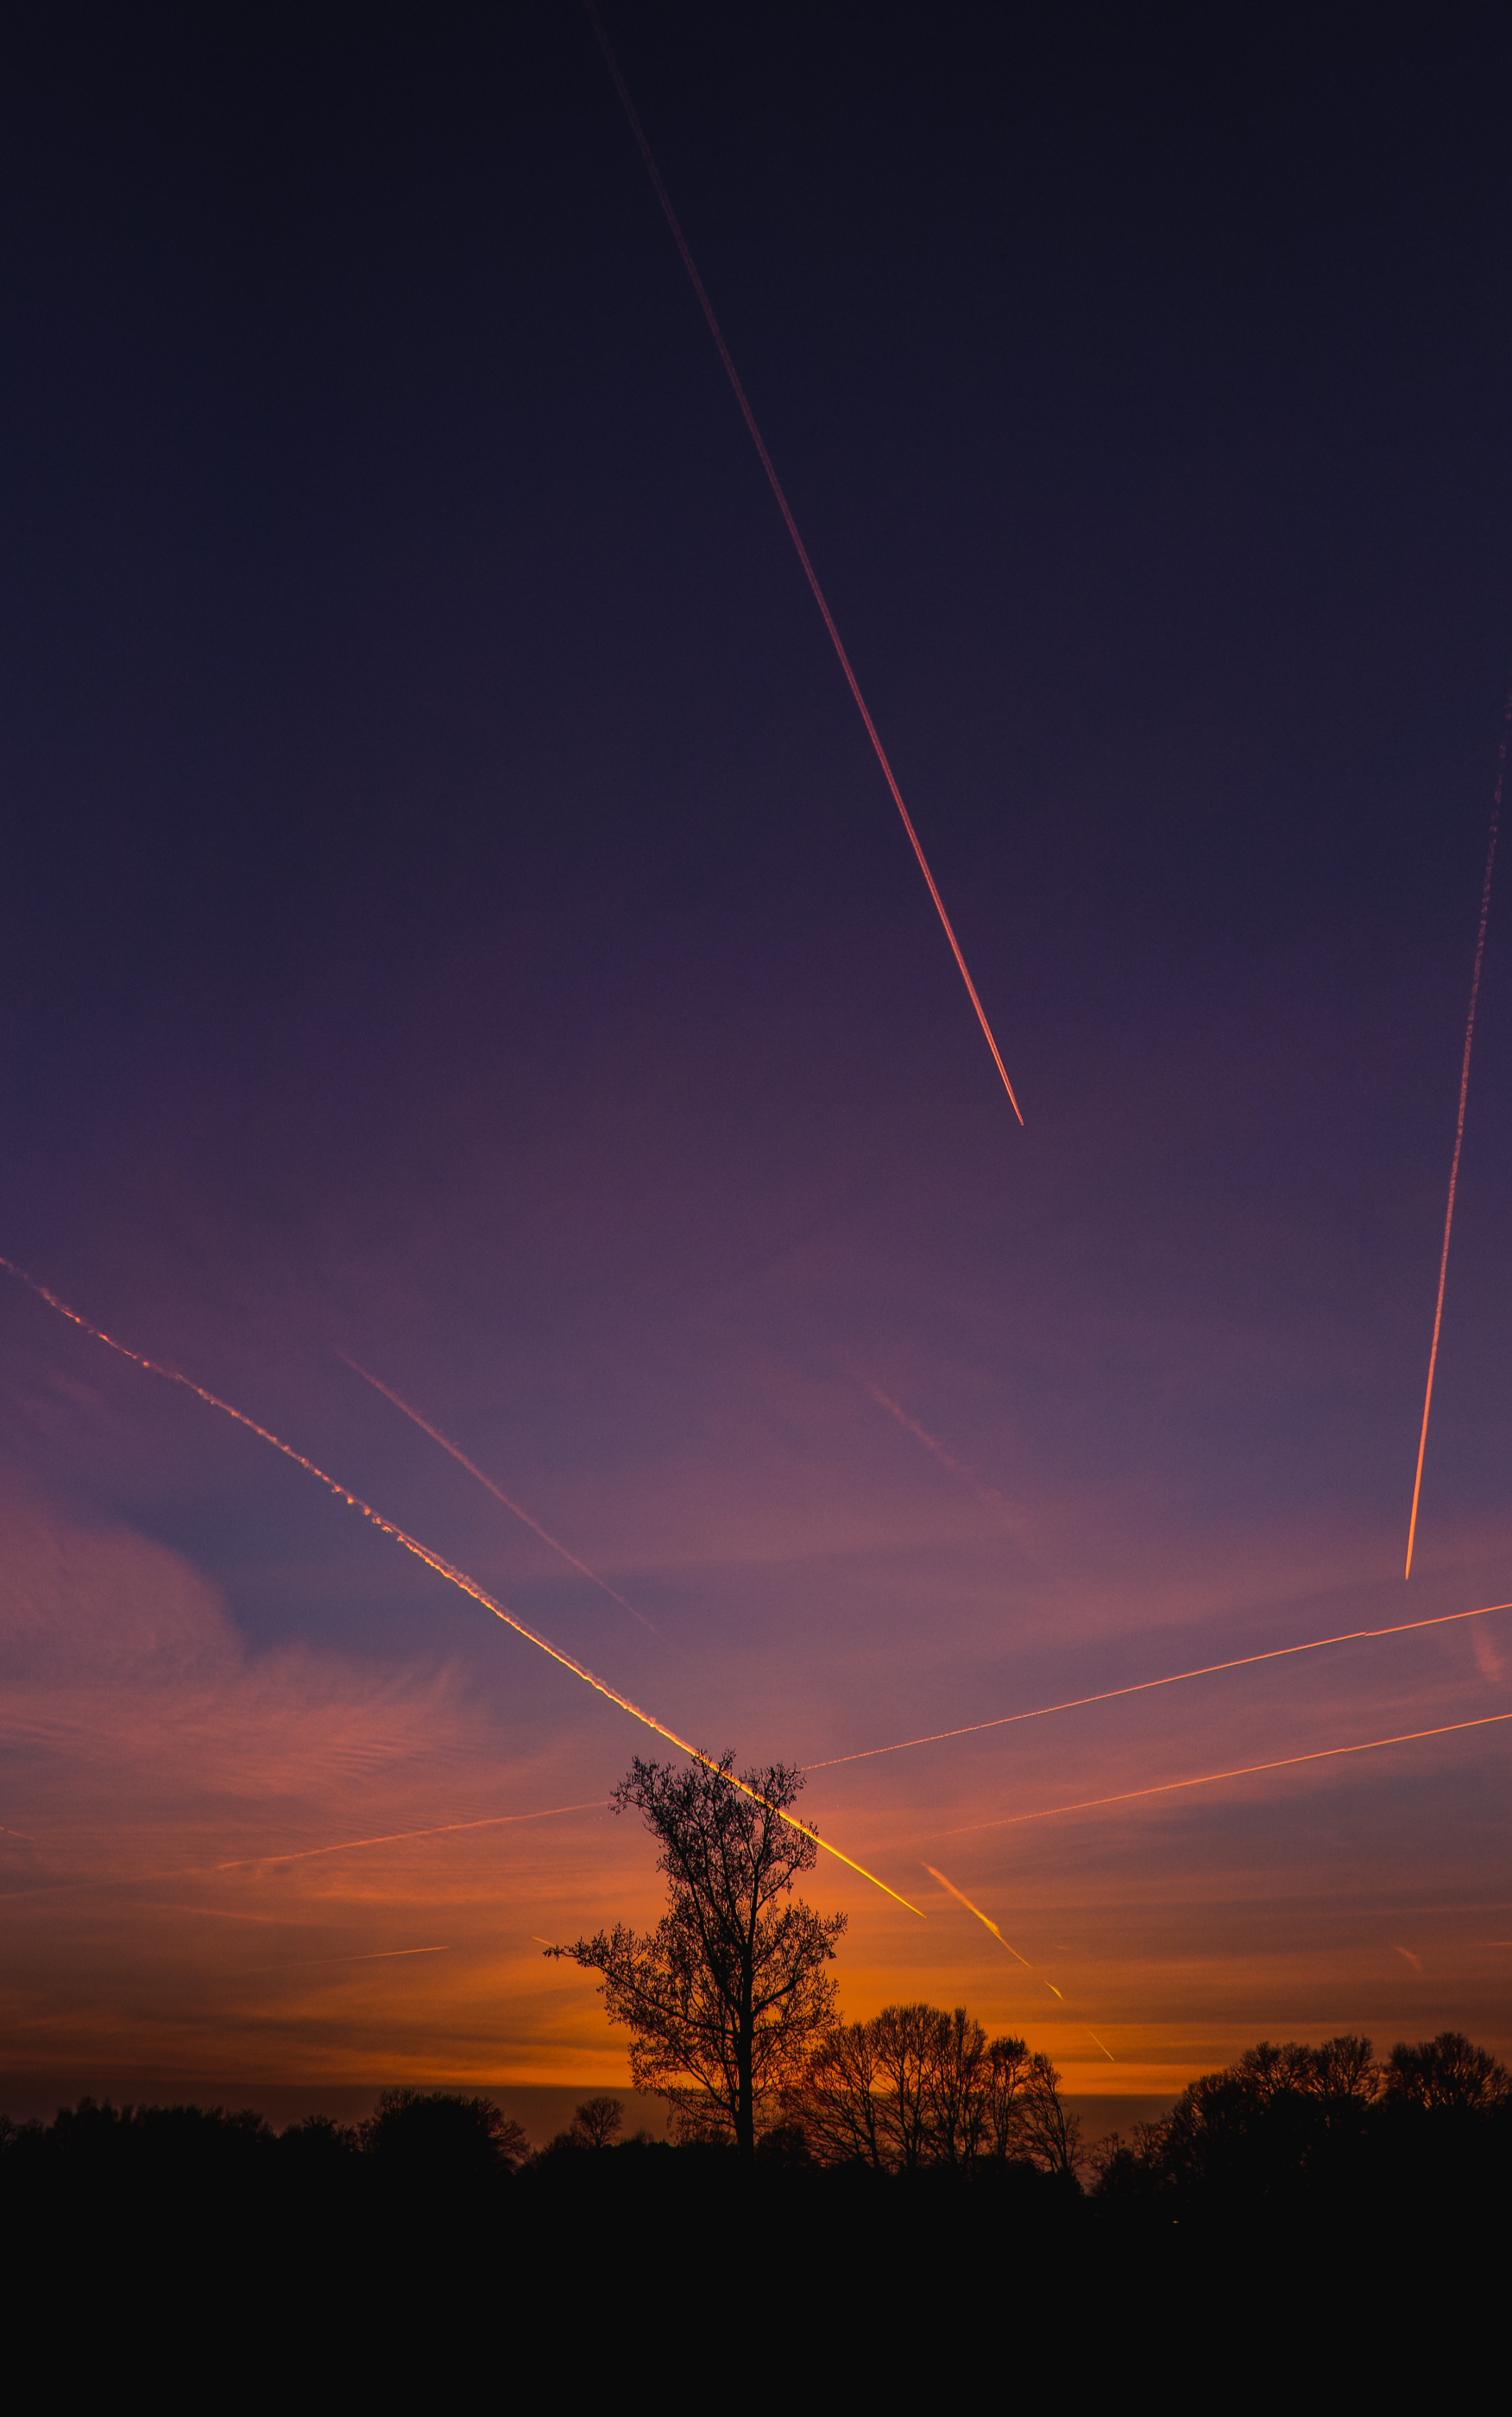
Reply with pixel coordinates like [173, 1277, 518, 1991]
[942, 1707, 1512, 1834]
[0, 1254, 921, 1917]
[217, 1801, 609, 1869]
[0, 1803, 611, 1902]
[923, 1863, 1116, 2060]
[809, 1598, 1512, 1770]
[584, 3, 1024, 1124]
[337, 1351, 659, 1635]
[1405, 679, 1512, 1577]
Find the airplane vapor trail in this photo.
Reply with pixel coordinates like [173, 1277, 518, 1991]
[808, 1598, 1512, 1770]
[867, 1386, 1007, 1504]
[1405, 678, 1511, 1577]
[923, 1863, 1116, 2060]
[337, 1351, 659, 1635]
[923, 1863, 1055, 1985]
[0, 1254, 921, 1918]
[1, 1802, 609, 1905]
[942, 1707, 1512, 1834]
[217, 1801, 609, 1870]
[584, 3, 1024, 1124]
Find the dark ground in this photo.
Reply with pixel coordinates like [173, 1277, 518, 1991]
[3, 2092, 1503, 2389]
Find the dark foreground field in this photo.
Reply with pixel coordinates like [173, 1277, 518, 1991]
[3, 2080, 1507, 2389]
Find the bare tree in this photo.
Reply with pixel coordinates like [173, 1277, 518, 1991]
[785, 2017, 888, 2167]
[547, 1755, 846, 2159]
[784, 2004, 1075, 2174]
[1020, 2052, 1082, 2174]
[1308, 2035, 1379, 2102]
[868, 2004, 948, 2170]
[926, 2007, 991, 2166]
[570, 2096, 624, 2149]
[1385, 2031, 1512, 2110]
[983, 2033, 1034, 2158]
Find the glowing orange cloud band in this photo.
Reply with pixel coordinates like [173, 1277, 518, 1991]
[337, 1350, 659, 1634]
[942, 1707, 1512, 1834]
[923, 1861, 1116, 2061]
[0, 1254, 921, 1918]
[1405, 680, 1510, 1576]
[810, 1599, 1512, 1770]
[584, 3, 1023, 1124]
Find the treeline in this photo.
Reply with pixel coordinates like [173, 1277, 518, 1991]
[4, 2016, 1507, 2211]
[1094, 2028, 1512, 2218]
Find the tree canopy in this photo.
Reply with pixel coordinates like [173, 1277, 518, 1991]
[784, 2004, 1079, 2172]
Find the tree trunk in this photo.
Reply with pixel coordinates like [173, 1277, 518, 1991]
[735, 1976, 755, 2158]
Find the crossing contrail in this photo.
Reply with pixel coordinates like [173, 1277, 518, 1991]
[809, 1597, 1512, 1770]
[942, 1707, 1512, 1834]
[337, 1350, 659, 1635]
[585, 3, 1023, 1123]
[0, 1253, 921, 1917]
[1405, 678, 1511, 1576]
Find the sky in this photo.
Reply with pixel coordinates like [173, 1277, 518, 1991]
[4, 0, 1512, 2120]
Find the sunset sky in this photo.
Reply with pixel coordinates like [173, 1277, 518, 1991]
[4, 3, 1512, 2125]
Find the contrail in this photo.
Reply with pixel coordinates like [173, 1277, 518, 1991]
[923, 1863, 1116, 2060]
[923, 1863, 1059, 1989]
[809, 1597, 1512, 1770]
[217, 1801, 609, 1869]
[868, 1385, 1009, 1505]
[351, 1943, 450, 1960]
[584, 3, 1024, 1124]
[1405, 678, 1511, 1577]
[0, 1253, 922, 1918]
[1, 1801, 610, 1903]
[337, 1351, 659, 1636]
[942, 1707, 1512, 1834]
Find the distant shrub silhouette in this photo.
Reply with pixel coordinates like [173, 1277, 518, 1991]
[539, 2095, 628, 2158]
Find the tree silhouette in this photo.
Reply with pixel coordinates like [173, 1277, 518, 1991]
[360, 2088, 528, 2180]
[1384, 2032, 1512, 2110]
[783, 2004, 1077, 2171]
[570, 2096, 624, 2149]
[547, 1754, 845, 2157]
